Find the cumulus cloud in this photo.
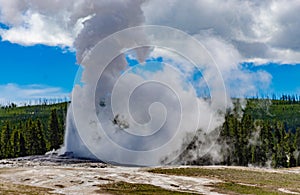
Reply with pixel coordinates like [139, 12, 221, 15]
[193, 33, 272, 97]
[266, 1, 300, 51]
[0, 83, 69, 105]
[0, 0, 145, 50]
[141, 0, 300, 64]
[0, 12, 73, 46]
[1, 0, 299, 64]
[0, 0, 88, 47]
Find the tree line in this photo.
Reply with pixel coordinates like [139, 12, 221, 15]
[252, 94, 300, 104]
[179, 99, 300, 168]
[219, 99, 300, 168]
[0, 109, 64, 159]
[0, 97, 69, 109]
[1, 99, 300, 168]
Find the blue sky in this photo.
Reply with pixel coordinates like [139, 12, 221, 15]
[0, 0, 299, 105]
[0, 41, 77, 88]
[0, 39, 300, 104]
[0, 40, 78, 104]
[243, 62, 300, 96]
[0, 1, 299, 104]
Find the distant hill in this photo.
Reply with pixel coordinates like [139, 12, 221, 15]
[245, 99, 300, 131]
[0, 102, 68, 159]
[0, 102, 68, 131]
[1, 99, 300, 168]
[2, 98, 300, 132]
[2, 99, 300, 131]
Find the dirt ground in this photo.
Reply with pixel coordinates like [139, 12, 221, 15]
[0, 156, 299, 194]
[0, 156, 221, 194]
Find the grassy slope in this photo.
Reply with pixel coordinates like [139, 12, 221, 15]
[245, 99, 300, 130]
[96, 181, 198, 195]
[149, 167, 300, 195]
[0, 102, 68, 129]
[2, 99, 300, 129]
[1, 99, 300, 130]
[0, 182, 58, 195]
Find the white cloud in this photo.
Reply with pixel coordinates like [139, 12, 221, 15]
[0, 0, 88, 47]
[1, 0, 300, 63]
[0, 12, 73, 47]
[142, 0, 300, 64]
[0, 0, 145, 53]
[0, 83, 69, 105]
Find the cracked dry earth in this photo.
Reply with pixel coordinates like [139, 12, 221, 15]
[0, 156, 221, 195]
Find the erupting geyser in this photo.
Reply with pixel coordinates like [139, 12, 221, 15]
[55, 1, 234, 166]
[61, 25, 229, 166]
[0, 0, 279, 166]
[55, 0, 270, 166]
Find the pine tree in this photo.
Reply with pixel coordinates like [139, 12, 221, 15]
[25, 119, 35, 155]
[220, 110, 232, 165]
[24, 119, 32, 153]
[284, 131, 296, 167]
[240, 113, 253, 166]
[48, 109, 61, 150]
[10, 128, 20, 157]
[36, 120, 46, 154]
[259, 120, 272, 166]
[19, 132, 27, 157]
[26, 120, 47, 155]
[1, 122, 12, 158]
[273, 121, 288, 167]
[294, 127, 300, 166]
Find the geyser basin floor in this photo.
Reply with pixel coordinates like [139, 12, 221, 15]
[0, 157, 219, 195]
[0, 157, 300, 194]
[150, 166, 300, 194]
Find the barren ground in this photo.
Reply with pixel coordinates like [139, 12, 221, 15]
[0, 156, 299, 195]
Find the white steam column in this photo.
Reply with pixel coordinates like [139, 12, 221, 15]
[63, 26, 228, 166]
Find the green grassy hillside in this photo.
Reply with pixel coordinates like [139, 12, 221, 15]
[2, 99, 300, 131]
[245, 99, 300, 130]
[0, 102, 68, 131]
[1, 99, 300, 168]
[0, 102, 68, 159]
[1, 99, 300, 133]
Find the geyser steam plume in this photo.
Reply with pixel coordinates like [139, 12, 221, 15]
[65, 25, 230, 166]
[0, 0, 275, 166]
[62, 0, 150, 162]
[60, 1, 262, 166]
[63, 22, 230, 166]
